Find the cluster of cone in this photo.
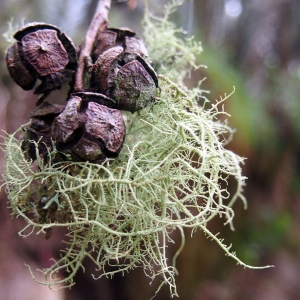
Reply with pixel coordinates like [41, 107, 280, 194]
[7, 23, 158, 163]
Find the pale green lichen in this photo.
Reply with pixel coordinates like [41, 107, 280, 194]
[3, 18, 25, 43]
[143, 0, 206, 84]
[1, 2, 272, 298]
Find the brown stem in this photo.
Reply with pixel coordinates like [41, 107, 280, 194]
[74, 0, 112, 92]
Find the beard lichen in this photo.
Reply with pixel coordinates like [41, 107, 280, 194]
[1, 3, 272, 298]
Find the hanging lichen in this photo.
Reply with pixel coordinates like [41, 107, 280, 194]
[1, 1, 272, 298]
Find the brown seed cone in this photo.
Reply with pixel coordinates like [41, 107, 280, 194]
[6, 42, 37, 90]
[14, 22, 61, 40]
[73, 91, 116, 108]
[125, 36, 149, 56]
[52, 96, 81, 144]
[85, 101, 125, 155]
[90, 46, 123, 94]
[7, 22, 77, 94]
[13, 22, 77, 69]
[22, 29, 69, 76]
[91, 27, 148, 62]
[113, 60, 156, 112]
[22, 102, 65, 161]
[52, 95, 126, 162]
[91, 49, 158, 113]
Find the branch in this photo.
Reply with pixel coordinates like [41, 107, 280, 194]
[74, 0, 112, 92]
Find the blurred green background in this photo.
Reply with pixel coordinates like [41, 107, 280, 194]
[1, 0, 300, 299]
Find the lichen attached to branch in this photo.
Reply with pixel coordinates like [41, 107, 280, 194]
[1, 2, 272, 298]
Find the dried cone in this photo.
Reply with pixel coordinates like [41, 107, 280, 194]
[91, 49, 158, 113]
[6, 42, 37, 90]
[21, 29, 69, 76]
[90, 46, 124, 94]
[21, 102, 65, 161]
[72, 91, 116, 108]
[113, 59, 157, 112]
[7, 22, 77, 94]
[91, 27, 148, 62]
[51, 95, 126, 162]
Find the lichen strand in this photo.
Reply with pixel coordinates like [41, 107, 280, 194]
[143, 2, 204, 84]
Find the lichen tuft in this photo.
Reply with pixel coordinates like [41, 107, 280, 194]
[1, 3, 272, 298]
